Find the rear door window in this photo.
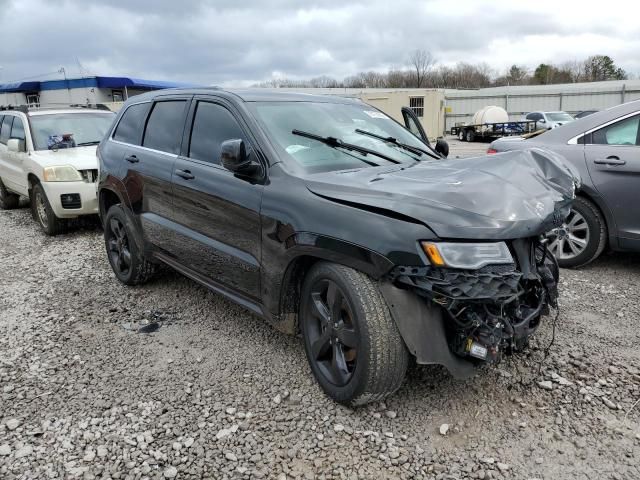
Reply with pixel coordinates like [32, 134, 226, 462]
[591, 115, 640, 146]
[113, 103, 151, 145]
[188, 102, 246, 164]
[0, 116, 14, 144]
[142, 101, 187, 154]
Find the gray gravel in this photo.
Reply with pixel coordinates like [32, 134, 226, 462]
[1, 205, 639, 480]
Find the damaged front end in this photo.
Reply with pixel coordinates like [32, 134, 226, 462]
[388, 237, 559, 368]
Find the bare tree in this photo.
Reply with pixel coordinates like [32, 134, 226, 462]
[408, 49, 435, 88]
[252, 54, 628, 90]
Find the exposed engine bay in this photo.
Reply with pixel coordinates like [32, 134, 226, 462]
[391, 237, 559, 364]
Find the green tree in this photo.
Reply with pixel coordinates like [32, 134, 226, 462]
[583, 55, 627, 81]
[533, 64, 554, 84]
[505, 65, 528, 85]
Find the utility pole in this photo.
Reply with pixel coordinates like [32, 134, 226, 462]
[59, 67, 71, 104]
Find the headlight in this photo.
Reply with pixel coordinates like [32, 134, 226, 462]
[43, 166, 83, 182]
[420, 241, 513, 269]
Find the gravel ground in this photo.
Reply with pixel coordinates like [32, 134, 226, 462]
[444, 137, 491, 159]
[1, 203, 639, 479]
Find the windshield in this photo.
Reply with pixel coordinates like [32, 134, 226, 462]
[547, 112, 574, 122]
[248, 101, 433, 173]
[30, 112, 115, 150]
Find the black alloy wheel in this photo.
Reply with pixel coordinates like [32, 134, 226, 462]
[103, 204, 156, 285]
[106, 217, 132, 278]
[306, 278, 359, 387]
[300, 262, 409, 406]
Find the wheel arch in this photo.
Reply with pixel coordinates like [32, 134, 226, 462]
[99, 187, 124, 219]
[272, 239, 394, 335]
[574, 187, 614, 250]
[27, 172, 40, 189]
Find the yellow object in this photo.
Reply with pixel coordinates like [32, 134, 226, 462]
[421, 242, 446, 267]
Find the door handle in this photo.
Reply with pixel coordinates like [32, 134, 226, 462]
[175, 169, 195, 180]
[594, 156, 626, 166]
[125, 155, 139, 163]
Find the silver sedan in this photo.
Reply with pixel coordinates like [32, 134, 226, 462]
[488, 100, 640, 267]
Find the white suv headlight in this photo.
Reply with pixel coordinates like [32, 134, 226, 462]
[421, 241, 514, 269]
[43, 165, 83, 182]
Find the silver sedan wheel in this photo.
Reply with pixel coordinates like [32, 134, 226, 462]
[547, 209, 590, 260]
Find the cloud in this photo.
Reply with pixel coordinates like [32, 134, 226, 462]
[0, 0, 638, 86]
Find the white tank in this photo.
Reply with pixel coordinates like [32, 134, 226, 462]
[472, 106, 509, 130]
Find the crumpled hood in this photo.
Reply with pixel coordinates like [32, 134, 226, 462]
[305, 148, 581, 239]
[31, 146, 98, 170]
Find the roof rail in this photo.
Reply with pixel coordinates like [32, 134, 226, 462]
[0, 103, 112, 112]
[0, 105, 29, 114]
[68, 103, 111, 111]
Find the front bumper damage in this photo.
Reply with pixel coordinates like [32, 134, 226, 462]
[380, 238, 559, 378]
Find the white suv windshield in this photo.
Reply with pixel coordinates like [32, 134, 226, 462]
[30, 112, 115, 150]
[249, 101, 432, 173]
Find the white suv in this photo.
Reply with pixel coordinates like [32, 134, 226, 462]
[0, 106, 115, 234]
[524, 111, 574, 130]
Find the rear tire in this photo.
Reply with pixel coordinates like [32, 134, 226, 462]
[458, 130, 465, 141]
[300, 262, 409, 406]
[0, 178, 20, 210]
[104, 204, 156, 285]
[465, 129, 475, 142]
[31, 183, 66, 235]
[547, 197, 606, 268]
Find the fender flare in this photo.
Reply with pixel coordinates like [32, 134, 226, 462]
[267, 233, 395, 334]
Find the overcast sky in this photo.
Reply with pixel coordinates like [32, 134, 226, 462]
[1, 0, 638, 86]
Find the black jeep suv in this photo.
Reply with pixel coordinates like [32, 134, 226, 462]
[98, 88, 578, 405]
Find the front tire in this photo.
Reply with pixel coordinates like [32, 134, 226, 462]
[547, 197, 606, 268]
[300, 262, 409, 406]
[31, 183, 66, 235]
[104, 204, 156, 285]
[0, 178, 20, 210]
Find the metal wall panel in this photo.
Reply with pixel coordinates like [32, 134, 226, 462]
[444, 80, 640, 131]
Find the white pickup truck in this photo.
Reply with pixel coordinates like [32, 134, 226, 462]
[0, 106, 115, 234]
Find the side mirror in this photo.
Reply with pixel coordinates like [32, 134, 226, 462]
[220, 139, 262, 177]
[7, 138, 25, 153]
[434, 139, 449, 158]
[539, 119, 546, 124]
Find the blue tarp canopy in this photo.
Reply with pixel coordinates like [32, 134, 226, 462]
[0, 76, 196, 93]
[96, 77, 195, 89]
[0, 81, 40, 93]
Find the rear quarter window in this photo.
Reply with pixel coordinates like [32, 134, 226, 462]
[113, 103, 151, 145]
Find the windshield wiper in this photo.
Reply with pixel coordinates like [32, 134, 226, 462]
[354, 129, 440, 160]
[76, 141, 100, 146]
[292, 129, 402, 165]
